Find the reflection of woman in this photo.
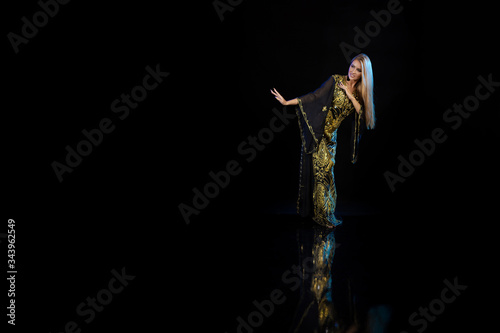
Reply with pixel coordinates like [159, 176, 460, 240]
[289, 226, 337, 332]
[271, 54, 375, 228]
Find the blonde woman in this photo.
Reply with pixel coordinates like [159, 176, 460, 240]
[271, 53, 375, 228]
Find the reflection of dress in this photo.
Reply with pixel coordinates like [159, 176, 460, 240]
[289, 227, 338, 332]
[290, 226, 370, 333]
[296, 75, 363, 227]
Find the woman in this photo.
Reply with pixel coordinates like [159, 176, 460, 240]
[271, 53, 375, 228]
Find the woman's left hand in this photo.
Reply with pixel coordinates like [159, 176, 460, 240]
[338, 82, 362, 114]
[337, 82, 353, 97]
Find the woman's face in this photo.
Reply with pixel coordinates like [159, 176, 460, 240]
[348, 59, 362, 82]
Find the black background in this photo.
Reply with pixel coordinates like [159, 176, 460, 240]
[4, 0, 499, 332]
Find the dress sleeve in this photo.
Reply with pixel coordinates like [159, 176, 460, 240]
[295, 76, 335, 154]
[351, 106, 364, 164]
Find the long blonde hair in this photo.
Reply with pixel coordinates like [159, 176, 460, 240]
[352, 54, 375, 129]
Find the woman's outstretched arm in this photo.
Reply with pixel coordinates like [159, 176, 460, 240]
[270, 88, 298, 106]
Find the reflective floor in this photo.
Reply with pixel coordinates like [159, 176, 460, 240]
[185, 202, 479, 333]
[278, 216, 391, 333]
[30, 199, 483, 333]
[186, 209, 400, 333]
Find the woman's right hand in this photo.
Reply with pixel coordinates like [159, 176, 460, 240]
[270, 88, 288, 105]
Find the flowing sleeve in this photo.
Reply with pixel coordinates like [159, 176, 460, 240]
[350, 105, 365, 164]
[295, 76, 336, 154]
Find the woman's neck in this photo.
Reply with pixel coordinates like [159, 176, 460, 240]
[346, 76, 359, 89]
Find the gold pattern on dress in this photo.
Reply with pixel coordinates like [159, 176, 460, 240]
[312, 134, 337, 227]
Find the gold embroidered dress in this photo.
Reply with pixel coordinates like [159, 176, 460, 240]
[296, 75, 363, 227]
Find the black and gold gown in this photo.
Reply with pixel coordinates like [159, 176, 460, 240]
[296, 74, 363, 227]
